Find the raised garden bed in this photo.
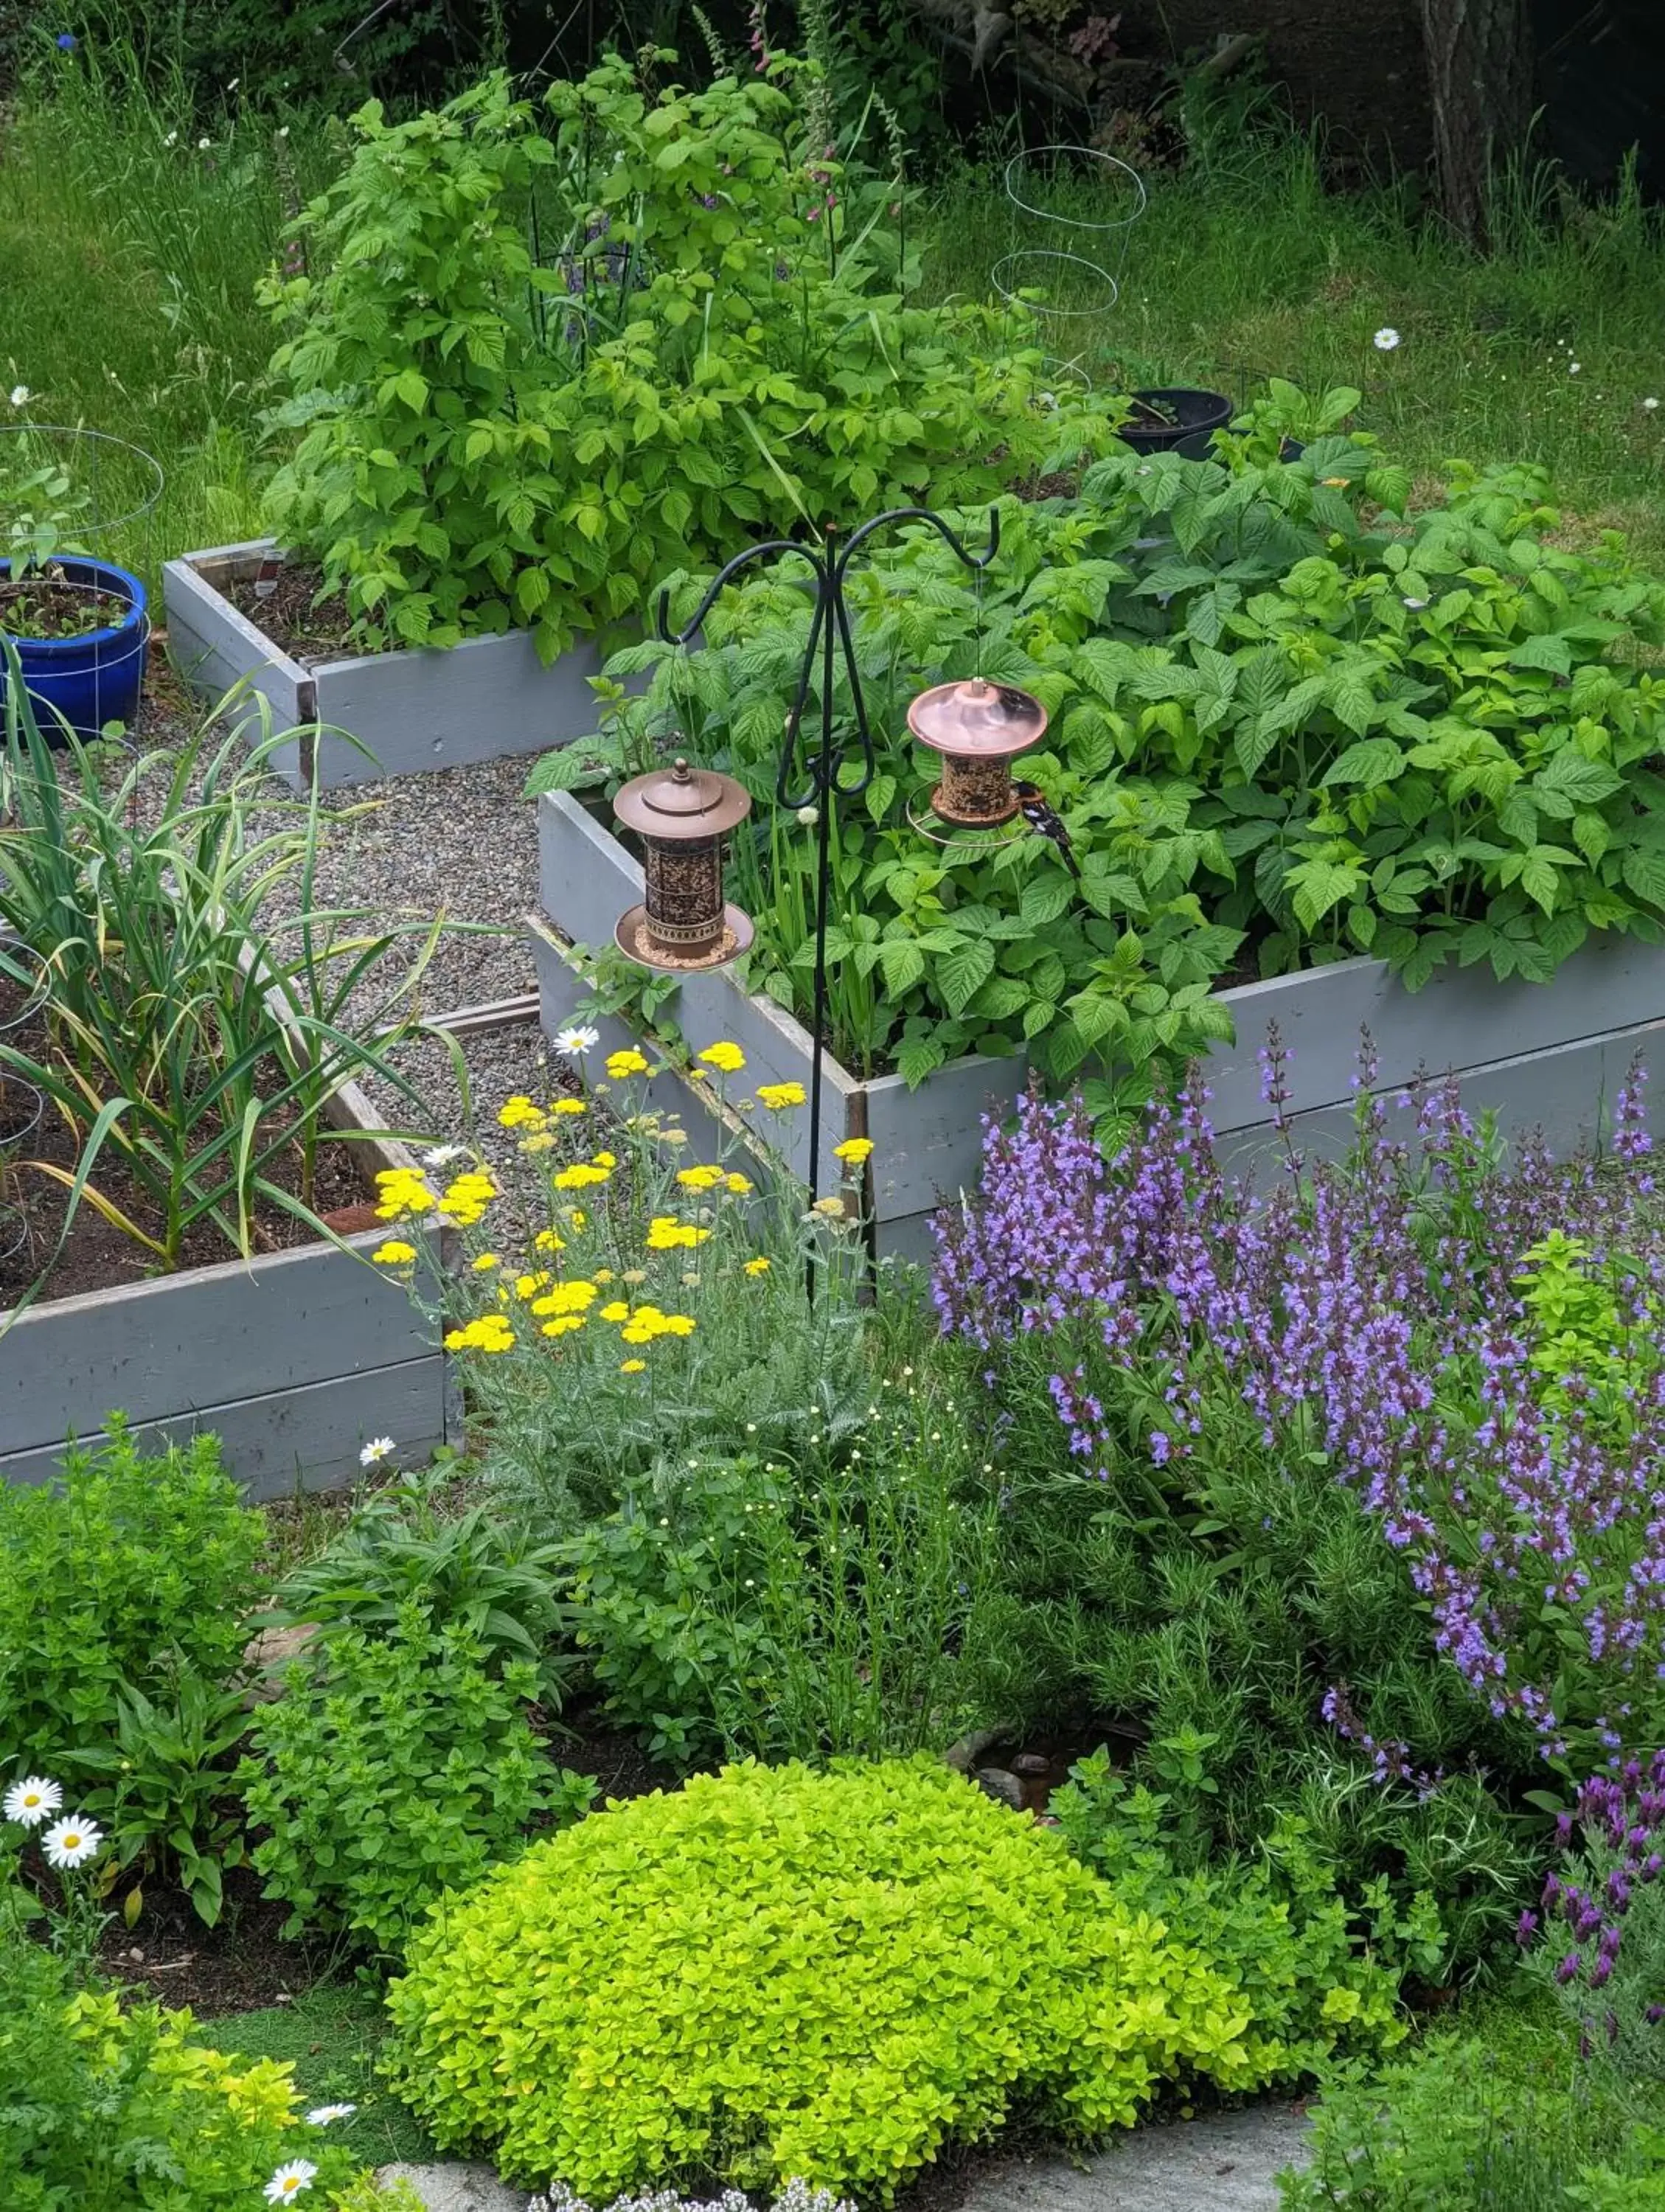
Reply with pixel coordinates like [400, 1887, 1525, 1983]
[533, 790, 1665, 1261]
[162, 539, 607, 793]
[0, 1075, 449, 1498]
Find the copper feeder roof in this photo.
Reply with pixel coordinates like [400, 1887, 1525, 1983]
[612, 756, 753, 841]
[906, 678, 1049, 761]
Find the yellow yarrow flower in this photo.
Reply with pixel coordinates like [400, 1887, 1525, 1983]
[373, 1166, 436, 1221]
[698, 1041, 746, 1074]
[518, 1132, 557, 1155]
[619, 1358, 647, 1374]
[444, 1315, 516, 1353]
[497, 1096, 547, 1131]
[470, 1253, 500, 1273]
[676, 1164, 726, 1192]
[372, 1240, 417, 1265]
[599, 1301, 631, 1323]
[533, 1228, 566, 1253]
[725, 1172, 754, 1194]
[552, 1098, 587, 1116]
[591, 1151, 617, 1170]
[834, 1138, 874, 1166]
[531, 1281, 598, 1318]
[743, 1256, 771, 1276]
[646, 1215, 711, 1251]
[514, 1270, 553, 1301]
[552, 1162, 611, 1191]
[592, 1267, 614, 1284]
[756, 1081, 807, 1110]
[605, 1048, 650, 1080]
[541, 1315, 586, 1338]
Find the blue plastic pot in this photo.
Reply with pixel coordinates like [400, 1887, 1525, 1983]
[0, 556, 148, 744]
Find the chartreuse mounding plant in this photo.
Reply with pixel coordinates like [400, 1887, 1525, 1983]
[540, 425, 1665, 1113]
[383, 1759, 1408, 2200]
[259, 52, 1118, 659]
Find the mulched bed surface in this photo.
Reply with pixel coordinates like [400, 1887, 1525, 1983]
[221, 562, 361, 663]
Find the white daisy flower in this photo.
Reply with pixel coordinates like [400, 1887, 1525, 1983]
[4, 1775, 60, 1826]
[264, 2164, 319, 2204]
[553, 1024, 599, 1058]
[1373, 327, 1401, 351]
[304, 2103, 357, 2126]
[423, 1143, 468, 1167]
[41, 1815, 102, 1868]
[1569, 361, 1582, 375]
[358, 1436, 397, 1469]
[8, 386, 29, 408]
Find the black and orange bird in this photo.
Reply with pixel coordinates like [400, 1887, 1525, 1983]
[1012, 780, 1080, 877]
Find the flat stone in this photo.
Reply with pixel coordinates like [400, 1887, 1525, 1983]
[242, 1622, 320, 1703]
[974, 1766, 1027, 1812]
[964, 2108, 1310, 2212]
[375, 2163, 528, 2212]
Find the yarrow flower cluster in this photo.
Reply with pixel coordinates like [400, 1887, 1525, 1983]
[934, 1041, 1665, 1770]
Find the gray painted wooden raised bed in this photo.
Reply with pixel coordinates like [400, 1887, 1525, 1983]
[532, 790, 1665, 1261]
[163, 540, 607, 793]
[0, 1081, 448, 1499]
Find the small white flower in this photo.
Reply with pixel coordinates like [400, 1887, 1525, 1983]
[226, 76, 239, 89]
[1644, 397, 1658, 411]
[198, 136, 211, 150]
[1373, 327, 1401, 351]
[1568, 361, 1581, 375]
[359, 1436, 396, 1469]
[796, 804, 818, 827]
[553, 1024, 599, 1058]
[41, 1815, 102, 1868]
[7, 385, 29, 408]
[423, 1143, 467, 1168]
[4, 1775, 60, 1826]
[277, 125, 291, 140]
[305, 2104, 357, 2126]
[264, 2165, 319, 2205]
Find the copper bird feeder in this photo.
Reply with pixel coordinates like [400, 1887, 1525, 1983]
[611, 756, 754, 972]
[907, 678, 1049, 827]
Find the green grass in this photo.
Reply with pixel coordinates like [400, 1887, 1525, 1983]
[0, 46, 336, 585]
[918, 113, 1665, 560]
[4, 48, 1663, 592]
[195, 1980, 438, 2170]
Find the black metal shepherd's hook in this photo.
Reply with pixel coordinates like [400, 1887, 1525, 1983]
[659, 504, 1001, 1279]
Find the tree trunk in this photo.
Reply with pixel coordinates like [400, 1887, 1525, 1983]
[1417, 0, 1536, 249]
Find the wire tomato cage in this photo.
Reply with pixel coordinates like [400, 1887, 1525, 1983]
[992, 144, 1148, 396]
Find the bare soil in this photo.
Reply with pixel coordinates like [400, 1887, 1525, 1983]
[0, 571, 130, 639]
[222, 561, 363, 663]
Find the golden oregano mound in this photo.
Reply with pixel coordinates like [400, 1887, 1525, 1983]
[383, 1757, 1288, 2199]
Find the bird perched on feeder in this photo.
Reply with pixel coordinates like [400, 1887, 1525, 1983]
[1012, 780, 1079, 877]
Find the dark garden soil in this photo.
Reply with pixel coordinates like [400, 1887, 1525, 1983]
[98, 1867, 327, 2020]
[557, 1714, 684, 1806]
[0, 571, 129, 639]
[0, 985, 377, 1307]
[222, 562, 364, 663]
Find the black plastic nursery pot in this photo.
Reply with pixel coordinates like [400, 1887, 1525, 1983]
[0, 555, 148, 745]
[1119, 389, 1234, 461]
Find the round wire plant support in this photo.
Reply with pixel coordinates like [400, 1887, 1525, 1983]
[0, 424, 165, 557]
[993, 146, 1148, 392]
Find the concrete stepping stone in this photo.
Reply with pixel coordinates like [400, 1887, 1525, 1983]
[380, 2106, 1310, 2212]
